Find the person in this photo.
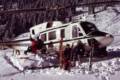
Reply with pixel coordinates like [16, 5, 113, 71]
[73, 40, 85, 66]
[41, 45, 47, 54]
[89, 39, 107, 57]
[24, 37, 44, 55]
[36, 37, 44, 50]
[28, 38, 38, 54]
[84, 43, 91, 57]
[70, 43, 76, 67]
[24, 38, 37, 55]
[63, 44, 71, 71]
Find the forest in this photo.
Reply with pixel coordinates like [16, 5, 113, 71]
[0, 0, 119, 41]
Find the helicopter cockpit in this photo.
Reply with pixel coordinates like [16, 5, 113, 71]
[80, 21, 98, 35]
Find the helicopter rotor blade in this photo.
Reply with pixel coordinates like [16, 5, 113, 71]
[0, 1, 119, 15]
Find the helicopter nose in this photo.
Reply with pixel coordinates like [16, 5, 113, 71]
[98, 34, 114, 48]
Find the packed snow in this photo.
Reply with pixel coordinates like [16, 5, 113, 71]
[0, 49, 120, 80]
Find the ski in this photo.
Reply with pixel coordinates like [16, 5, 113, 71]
[4, 55, 24, 72]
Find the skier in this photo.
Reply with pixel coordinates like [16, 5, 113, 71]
[73, 40, 85, 66]
[24, 37, 44, 55]
[30, 38, 38, 54]
[41, 45, 47, 54]
[63, 44, 71, 71]
[36, 37, 44, 50]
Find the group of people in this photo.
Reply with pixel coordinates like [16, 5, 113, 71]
[63, 40, 85, 71]
[24, 37, 107, 71]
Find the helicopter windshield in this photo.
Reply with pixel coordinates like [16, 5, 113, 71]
[87, 31, 107, 36]
[80, 21, 98, 34]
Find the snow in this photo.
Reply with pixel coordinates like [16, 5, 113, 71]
[14, 32, 30, 40]
[85, 6, 120, 51]
[0, 49, 120, 80]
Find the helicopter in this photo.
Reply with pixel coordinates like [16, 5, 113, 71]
[30, 20, 114, 50]
[0, 19, 114, 71]
[0, 19, 113, 54]
[0, 1, 115, 55]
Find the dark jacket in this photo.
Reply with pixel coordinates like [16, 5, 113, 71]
[36, 39, 44, 49]
[64, 47, 71, 60]
[74, 43, 85, 56]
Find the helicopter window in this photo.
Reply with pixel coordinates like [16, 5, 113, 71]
[32, 29, 35, 35]
[48, 31, 56, 40]
[72, 25, 83, 38]
[47, 22, 53, 28]
[41, 33, 47, 41]
[88, 31, 106, 36]
[60, 29, 65, 38]
[78, 27, 83, 36]
[72, 26, 78, 38]
[80, 21, 98, 34]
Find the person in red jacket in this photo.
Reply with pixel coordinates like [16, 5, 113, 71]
[24, 36, 44, 54]
[31, 38, 38, 54]
[31, 37, 44, 54]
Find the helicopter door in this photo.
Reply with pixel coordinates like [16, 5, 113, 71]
[72, 25, 83, 38]
[40, 33, 47, 41]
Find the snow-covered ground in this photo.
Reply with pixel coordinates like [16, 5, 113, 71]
[0, 49, 120, 80]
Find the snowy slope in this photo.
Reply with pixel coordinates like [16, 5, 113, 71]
[85, 7, 120, 50]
